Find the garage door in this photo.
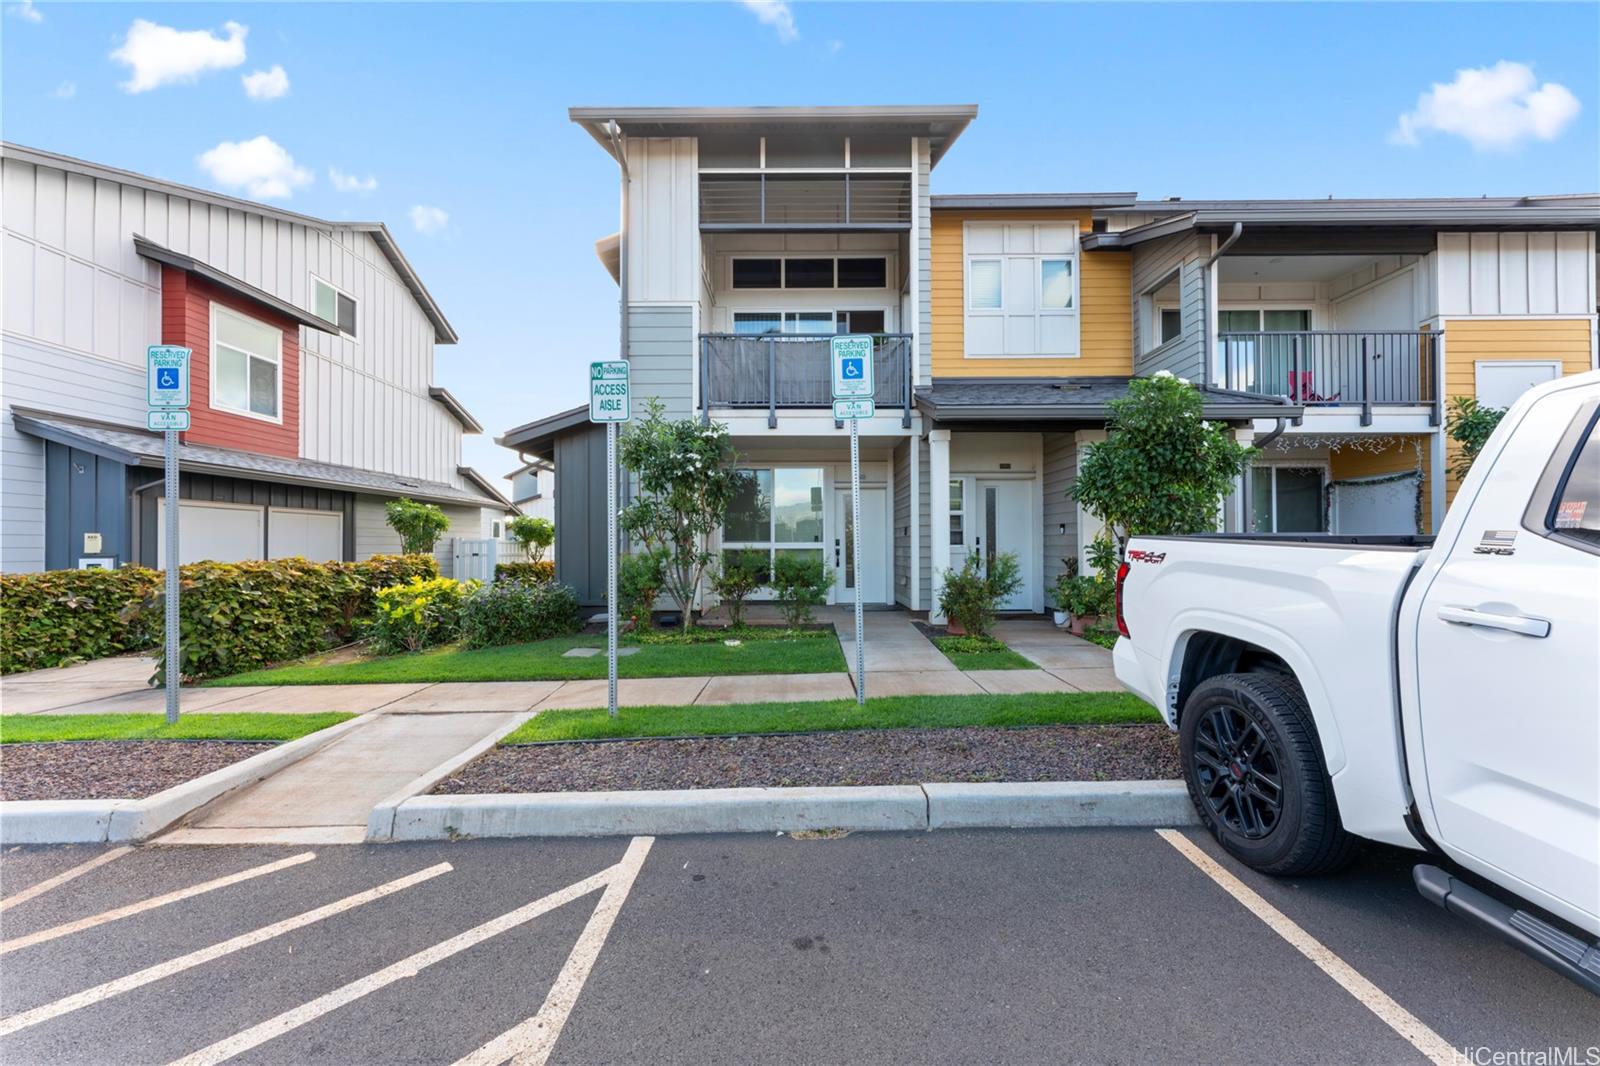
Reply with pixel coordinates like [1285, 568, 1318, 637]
[268, 509, 344, 561]
[157, 501, 265, 567]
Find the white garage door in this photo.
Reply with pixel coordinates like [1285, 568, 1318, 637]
[268, 509, 344, 561]
[157, 501, 265, 567]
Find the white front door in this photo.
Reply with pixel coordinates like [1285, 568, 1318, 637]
[975, 480, 1035, 612]
[833, 487, 888, 604]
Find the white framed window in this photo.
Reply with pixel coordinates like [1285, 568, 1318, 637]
[1157, 306, 1182, 346]
[1251, 463, 1328, 533]
[311, 275, 357, 338]
[948, 478, 965, 546]
[731, 309, 891, 335]
[963, 221, 1080, 358]
[721, 466, 827, 592]
[211, 303, 282, 422]
[729, 256, 889, 291]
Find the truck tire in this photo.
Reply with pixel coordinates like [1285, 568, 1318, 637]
[1179, 672, 1356, 876]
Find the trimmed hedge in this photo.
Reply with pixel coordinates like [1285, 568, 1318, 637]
[493, 560, 555, 584]
[460, 580, 582, 649]
[0, 554, 437, 679]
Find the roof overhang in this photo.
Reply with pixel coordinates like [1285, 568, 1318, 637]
[428, 387, 483, 433]
[458, 466, 516, 512]
[497, 403, 593, 460]
[350, 224, 459, 344]
[134, 236, 332, 332]
[595, 232, 621, 284]
[569, 105, 979, 167]
[932, 193, 1138, 211]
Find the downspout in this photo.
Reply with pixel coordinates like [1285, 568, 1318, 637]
[1201, 222, 1244, 387]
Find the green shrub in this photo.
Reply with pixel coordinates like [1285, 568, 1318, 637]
[938, 552, 1022, 637]
[506, 515, 555, 565]
[771, 553, 830, 629]
[618, 549, 667, 629]
[0, 567, 163, 674]
[384, 497, 451, 555]
[494, 560, 555, 584]
[1445, 395, 1507, 480]
[459, 580, 581, 649]
[368, 576, 476, 655]
[935, 634, 1009, 655]
[709, 557, 762, 626]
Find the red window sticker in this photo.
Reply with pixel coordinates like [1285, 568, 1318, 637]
[1555, 500, 1587, 529]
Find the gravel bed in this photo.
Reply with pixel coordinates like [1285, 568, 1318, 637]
[0, 741, 274, 801]
[433, 724, 1180, 794]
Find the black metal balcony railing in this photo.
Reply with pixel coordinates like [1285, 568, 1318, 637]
[1218, 330, 1442, 426]
[699, 333, 914, 428]
[699, 173, 912, 229]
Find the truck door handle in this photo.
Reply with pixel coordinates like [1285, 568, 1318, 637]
[1437, 605, 1551, 638]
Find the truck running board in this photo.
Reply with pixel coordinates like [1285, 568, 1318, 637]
[1414, 865, 1600, 996]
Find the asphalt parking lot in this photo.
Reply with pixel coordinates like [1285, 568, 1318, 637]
[1, 829, 1595, 1065]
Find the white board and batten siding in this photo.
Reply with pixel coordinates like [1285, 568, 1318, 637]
[1435, 231, 1595, 318]
[620, 137, 700, 420]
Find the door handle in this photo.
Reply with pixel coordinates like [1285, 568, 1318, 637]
[1437, 605, 1551, 638]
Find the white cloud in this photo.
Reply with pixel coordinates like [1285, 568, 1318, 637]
[1391, 61, 1582, 152]
[7, 1, 43, 23]
[740, 0, 797, 42]
[329, 167, 378, 194]
[241, 64, 289, 100]
[196, 136, 312, 200]
[53, 81, 76, 99]
[111, 18, 247, 93]
[409, 205, 449, 235]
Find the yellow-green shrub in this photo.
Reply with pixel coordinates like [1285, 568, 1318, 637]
[368, 576, 476, 655]
[493, 560, 555, 584]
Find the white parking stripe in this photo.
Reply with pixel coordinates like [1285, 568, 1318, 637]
[453, 836, 654, 1066]
[1, 852, 316, 955]
[0, 862, 451, 1039]
[0, 847, 132, 913]
[1156, 830, 1455, 1066]
[167, 838, 654, 1066]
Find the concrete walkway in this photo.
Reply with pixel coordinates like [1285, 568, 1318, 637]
[991, 618, 1124, 693]
[823, 605, 989, 698]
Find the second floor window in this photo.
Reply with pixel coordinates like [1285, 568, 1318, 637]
[964, 222, 1080, 358]
[212, 304, 281, 420]
[312, 277, 357, 337]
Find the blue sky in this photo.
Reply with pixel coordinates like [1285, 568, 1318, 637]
[4, 1, 1596, 482]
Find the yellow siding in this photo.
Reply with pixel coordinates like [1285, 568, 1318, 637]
[1329, 436, 1432, 534]
[931, 209, 1133, 378]
[1442, 317, 1594, 501]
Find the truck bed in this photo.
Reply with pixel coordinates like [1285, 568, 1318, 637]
[1137, 533, 1435, 549]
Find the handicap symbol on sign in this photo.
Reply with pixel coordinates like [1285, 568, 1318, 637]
[842, 358, 864, 379]
[157, 368, 179, 389]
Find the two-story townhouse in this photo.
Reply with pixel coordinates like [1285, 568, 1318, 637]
[503, 105, 1599, 621]
[1, 143, 512, 576]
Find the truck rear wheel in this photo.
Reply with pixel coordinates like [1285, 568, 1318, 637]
[1179, 672, 1356, 876]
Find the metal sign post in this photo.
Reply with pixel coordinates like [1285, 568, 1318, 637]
[590, 360, 631, 719]
[148, 345, 191, 724]
[831, 336, 874, 705]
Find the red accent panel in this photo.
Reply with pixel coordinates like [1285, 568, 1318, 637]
[160, 265, 300, 458]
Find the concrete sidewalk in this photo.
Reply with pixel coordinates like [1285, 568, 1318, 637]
[991, 618, 1123, 693]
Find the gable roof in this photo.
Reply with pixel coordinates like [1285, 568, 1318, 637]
[1, 141, 457, 344]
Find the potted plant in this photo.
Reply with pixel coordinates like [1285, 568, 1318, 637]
[1049, 559, 1079, 627]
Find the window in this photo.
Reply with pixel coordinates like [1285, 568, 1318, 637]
[1546, 410, 1600, 551]
[730, 256, 888, 291]
[948, 479, 965, 546]
[722, 467, 826, 586]
[212, 304, 281, 420]
[963, 222, 1079, 357]
[732, 259, 782, 289]
[784, 259, 834, 288]
[734, 310, 885, 335]
[837, 257, 887, 288]
[1252, 465, 1326, 533]
[1159, 308, 1182, 345]
[312, 277, 356, 337]
[837, 310, 886, 334]
[1219, 309, 1312, 332]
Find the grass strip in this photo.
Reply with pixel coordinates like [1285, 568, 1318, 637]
[0, 713, 354, 744]
[209, 634, 847, 686]
[505, 691, 1159, 744]
[930, 636, 1037, 671]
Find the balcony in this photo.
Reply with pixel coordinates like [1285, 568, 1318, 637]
[699, 173, 912, 230]
[699, 333, 914, 428]
[1218, 330, 1442, 425]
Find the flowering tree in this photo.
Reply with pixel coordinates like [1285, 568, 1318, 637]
[618, 400, 740, 632]
[1073, 371, 1255, 557]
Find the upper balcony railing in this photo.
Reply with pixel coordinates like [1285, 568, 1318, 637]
[699, 173, 912, 230]
[699, 333, 914, 428]
[1218, 330, 1442, 426]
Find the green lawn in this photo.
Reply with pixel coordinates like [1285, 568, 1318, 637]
[209, 633, 846, 686]
[506, 691, 1159, 743]
[0, 713, 354, 744]
[931, 635, 1037, 671]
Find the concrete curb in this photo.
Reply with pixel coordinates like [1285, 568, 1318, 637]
[380, 780, 1197, 841]
[364, 711, 536, 842]
[0, 714, 373, 846]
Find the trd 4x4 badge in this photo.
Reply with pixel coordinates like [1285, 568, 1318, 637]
[1128, 549, 1167, 564]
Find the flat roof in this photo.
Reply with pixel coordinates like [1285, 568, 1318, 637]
[932, 193, 1138, 210]
[569, 105, 979, 166]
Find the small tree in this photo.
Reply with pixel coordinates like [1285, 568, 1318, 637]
[709, 556, 762, 627]
[1073, 372, 1255, 557]
[618, 401, 741, 633]
[1445, 396, 1506, 481]
[384, 497, 450, 555]
[507, 515, 555, 565]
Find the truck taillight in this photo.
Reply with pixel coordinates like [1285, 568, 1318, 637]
[1114, 560, 1131, 638]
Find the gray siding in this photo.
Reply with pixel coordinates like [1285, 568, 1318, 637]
[892, 438, 911, 607]
[1042, 433, 1077, 592]
[1130, 232, 1208, 382]
[553, 423, 610, 607]
[916, 434, 931, 610]
[915, 139, 932, 386]
[628, 304, 694, 419]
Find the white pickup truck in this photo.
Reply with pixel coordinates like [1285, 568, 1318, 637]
[1113, 369, 1600, 992]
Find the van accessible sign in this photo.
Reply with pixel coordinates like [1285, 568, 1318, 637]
[589, 360, 630, 423]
